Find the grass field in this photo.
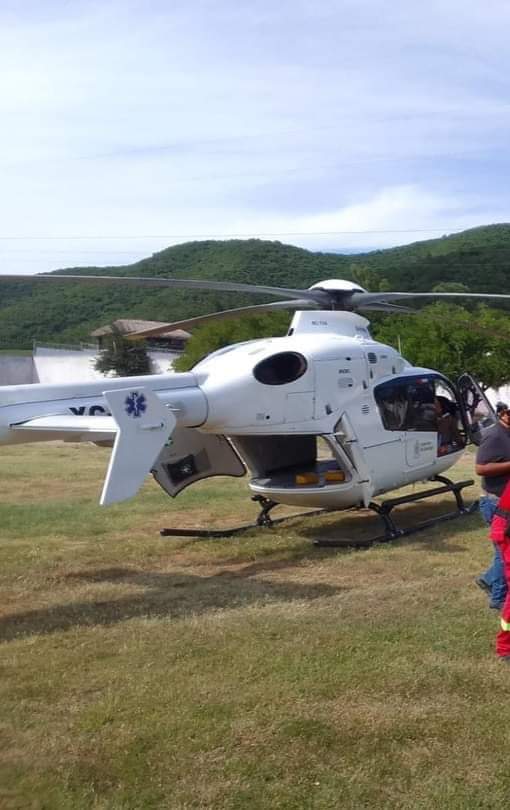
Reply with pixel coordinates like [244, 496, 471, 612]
[0, 443, 508, 809]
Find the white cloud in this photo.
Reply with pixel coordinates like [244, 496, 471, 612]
[1, 1, 510, 273]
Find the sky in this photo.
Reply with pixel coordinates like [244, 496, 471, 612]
[1, 0, 510, 274]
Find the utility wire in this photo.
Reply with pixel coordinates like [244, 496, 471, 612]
[0, 227, 466, 241]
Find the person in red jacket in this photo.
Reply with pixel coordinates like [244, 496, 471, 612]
[489, 478, 510, 660]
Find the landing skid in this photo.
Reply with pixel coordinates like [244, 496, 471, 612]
[159, 495, 327, 539]
[159, 476, 477, 547]
[314, 475, 476, 548]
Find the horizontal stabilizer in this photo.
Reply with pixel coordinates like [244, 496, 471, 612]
[100, 387, 176, 506]
[12, 414, 117, 440]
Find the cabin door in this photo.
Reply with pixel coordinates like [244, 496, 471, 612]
[457, 373, 497, 446]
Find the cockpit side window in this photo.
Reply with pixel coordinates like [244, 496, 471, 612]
[374, 379, 410, 430]
[375, 375, 466, 455]
[375, 376, 439, 432]
[406, 379, 437, 431]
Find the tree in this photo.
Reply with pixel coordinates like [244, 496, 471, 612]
[432, 282, 470, 293]
[374, 303, 510, 389]
[350, 264, 391, 292]
[94, 327, 152, 377]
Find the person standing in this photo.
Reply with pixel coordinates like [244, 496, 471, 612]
[489, 482, 510, 661]
[475, 402, 510, 609]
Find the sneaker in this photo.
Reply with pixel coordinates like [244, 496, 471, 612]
[490, 601, 505, 610]
[499, 656, 510, 663]
[475, 577, 491, 595]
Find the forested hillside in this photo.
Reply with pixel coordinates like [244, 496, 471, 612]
[1, 224, 510, 348]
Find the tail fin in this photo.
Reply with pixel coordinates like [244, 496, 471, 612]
[100, 387, 176, 505]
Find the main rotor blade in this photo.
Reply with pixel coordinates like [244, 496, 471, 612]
[351, 291, 510, 307]
[356, 301, 416, 313]
[129, 299, 318, 338]
[0, 273, 329, 305]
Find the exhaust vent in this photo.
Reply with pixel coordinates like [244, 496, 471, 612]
[253, 352, 307, 386]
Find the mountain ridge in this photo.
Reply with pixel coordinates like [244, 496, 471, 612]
[1, 223, 510, 347]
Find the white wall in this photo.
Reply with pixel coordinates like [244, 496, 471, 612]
[148, 350, 181, 374]
[0, 355, 36, 385]
[486, 386, 510, 408]
[34, 347, 104, 384]
[0, 346, 181, 385]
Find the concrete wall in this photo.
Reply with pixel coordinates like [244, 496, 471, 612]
[34, 347, 104, 384]
[0, 355, 36, 385]
[0, 347, 181, 385]
[146, 350, 181, 374]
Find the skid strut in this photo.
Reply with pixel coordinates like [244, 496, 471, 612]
[252, 495, 279, 527]
[314, 475, 477, 548]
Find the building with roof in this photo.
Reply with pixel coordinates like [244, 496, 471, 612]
[90, 319, 191, 352]
[0, 320, 192, 386]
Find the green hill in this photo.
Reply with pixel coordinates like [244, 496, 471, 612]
[2, 224, 510, 348]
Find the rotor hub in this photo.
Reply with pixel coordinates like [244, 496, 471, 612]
[308, 279, 367, 310]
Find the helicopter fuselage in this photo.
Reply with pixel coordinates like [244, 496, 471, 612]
[0, 309, 468, 510]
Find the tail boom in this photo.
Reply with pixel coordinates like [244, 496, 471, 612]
[0, 373, 208, 504]
[0, 372, 207, 446]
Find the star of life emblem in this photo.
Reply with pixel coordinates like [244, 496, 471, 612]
[125, 391, 147, 418]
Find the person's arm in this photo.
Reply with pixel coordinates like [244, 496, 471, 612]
[475, 460, 510, 477]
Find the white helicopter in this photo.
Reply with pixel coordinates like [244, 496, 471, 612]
[0, 273, 505, 543]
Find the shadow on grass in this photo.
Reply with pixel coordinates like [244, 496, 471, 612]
[166, 497, 481, 575]
[0, 567, 346, 642]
